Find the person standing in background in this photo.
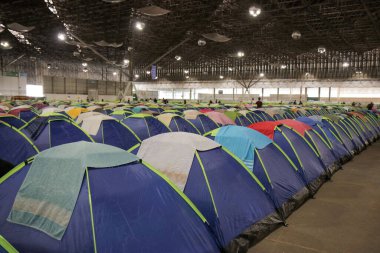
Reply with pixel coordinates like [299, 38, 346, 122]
[256, 97, 263, 108]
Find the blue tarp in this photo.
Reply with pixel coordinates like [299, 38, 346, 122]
[214, 126, 272, 169]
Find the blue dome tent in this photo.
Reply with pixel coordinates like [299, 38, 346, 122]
[301, 116, 353, 164]
[0, 142, 220, 253]
[0, 121, 38, 177]
[20, 113, 93, 151]
[0, 114, 26, 129]
[206, 126, 310, 218]
[249, 121, 328, 194]
[81, 115, 141, 152]
[122, 114, 171, 141]
[183, 110, 220, 135]
[137, 132, 282, 252]
[157, 113, 201, 134]
[278, 119, 342, 176]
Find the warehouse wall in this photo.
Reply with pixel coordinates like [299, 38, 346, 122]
[0, 75, 27, 96]
[42, 76, 132, 101]
[134, 79, 380, 103]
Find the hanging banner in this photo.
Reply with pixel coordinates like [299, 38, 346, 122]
[151, 65, 157, 80]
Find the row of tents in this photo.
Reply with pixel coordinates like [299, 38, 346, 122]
[0, 102, 379, 253]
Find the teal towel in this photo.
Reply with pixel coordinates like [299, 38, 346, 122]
[8, 141, 138, 240]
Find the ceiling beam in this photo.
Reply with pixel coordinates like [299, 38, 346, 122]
[359, 0, 380, 40]
[303, 3, 357, 51]
[143, 35, 192, 70]
[5, 54, 26, 68]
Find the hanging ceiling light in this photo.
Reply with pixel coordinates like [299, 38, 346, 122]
[113, 71, 117, 76]
[184, 70, 189, 74]
[280, 64, 287, 69]
[228, 67, 233, 71]
[237, 51, 245, 57]
[175, 55, 182, 61]
[47, 63, 51, 69]
[259, 73, 265, 77]
[249, 6, 261, 17]
[82, 62, 88, 67]
[57, 32, 66, 41]
[146, 70, 151, 75]
[135, 21, 145, 31]
[135, 74, 140, 78]
[0, 41, 10, 49]
[318, 46, 326, 54]
[197, 39, 206, 46]
[342, 62, 349, 67]
[185, 75, 190, 79]
[291, 31, 301, 40]
[83, 68, 88, 73]
[219, 75, 224, 79]
[123, 59, 130, 65]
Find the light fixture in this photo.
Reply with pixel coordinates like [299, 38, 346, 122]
[83, 68, 88, 73]
[197, 39, 206, 46]
[146, 70, 151, 75]
[135, 21, 145, 31]
[57, 32, 66, 41]
[305, 72, 310, 76]
[249, 6, 261, 17]
[219, 75, 224, 79]
[184, 70, 189, 74]
[82, 62, 88, 67]
[342, 62, 349, 67]
[355, 70, 362, 74]
[0, 41, 10, 48]
[317, 46, 326, 54]
[259, 73, 265, 77]
[185, 75, 190, 79]
[123, 59, 130, 65]
[228, 67, 233, 71]
[47, 64, 51, 69]
[280, 64, 287, 69]
[237, 51, 245, 57]
[113, 71, 117, 76]
[134, 74, 140, 78]
[291, 31, 301, 40]
[175, 55, 182, 61]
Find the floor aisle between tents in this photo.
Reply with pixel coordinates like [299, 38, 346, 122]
[250, 140, 380, 253]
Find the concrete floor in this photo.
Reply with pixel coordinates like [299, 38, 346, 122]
[250, 140, 380, 253]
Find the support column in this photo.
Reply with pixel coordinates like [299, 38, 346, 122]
[318, 87, 321, 101]
[305, 87, 308, 101]
[328, 87, 331, 102]
[277, 88, 280, 101]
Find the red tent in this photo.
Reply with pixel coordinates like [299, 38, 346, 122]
[8, 108, 29, 117]
[199, 108, 213, 113]
[276, 119, 312, 136]
[248, 121, 282, 139]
